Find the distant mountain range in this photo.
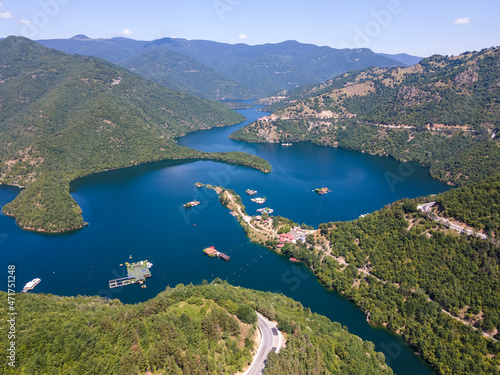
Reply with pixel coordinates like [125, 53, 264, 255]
[377, 52, 423, 66]
[36, 35, 421, 100]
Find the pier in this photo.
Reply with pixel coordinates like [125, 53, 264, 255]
[109, 260, 152, 289]
[203, 246, 230, 261]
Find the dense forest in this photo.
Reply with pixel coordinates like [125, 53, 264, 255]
[436, 173, 500, 237]
[231, 47, 500, 186]
[119, 49, 254, 100]
[0, 282, 391, 375]
[0, 36, 271, 232]
[218, 175, 500, 375]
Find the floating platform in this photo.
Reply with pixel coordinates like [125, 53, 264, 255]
[204, 246, 218, 257]
[203, 246, 230, 261]
[251, 197, 266, 204]
[109, 260, 152, 289]
[315, 187, 331, 195]
[245, 189, 257, 196]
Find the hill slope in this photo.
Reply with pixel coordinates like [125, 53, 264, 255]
[119, 49, 254, 100]
[214, 176, 500, 374]
[38, 36, 405, 99]
[231, 47, 500, 186]
[0, 282, 392, 375]
[0, 36, 270, 232]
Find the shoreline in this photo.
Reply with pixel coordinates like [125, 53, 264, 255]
[206, 184, 498, 374]
[1, 151, 270, 234]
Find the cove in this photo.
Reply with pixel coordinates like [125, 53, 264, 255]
[0, 102, 450, 375]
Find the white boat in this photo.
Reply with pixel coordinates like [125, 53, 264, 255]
[281, 143, 292, 146]
[257, 207, 274, 214]
[251, 197, 266, 204]
[21, 278, 41, 293]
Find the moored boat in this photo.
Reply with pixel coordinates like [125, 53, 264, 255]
[251, 197, 266, 204]
[21, 278, 41, 293]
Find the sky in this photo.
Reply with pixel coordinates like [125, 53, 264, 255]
[0, 0, 499, 57]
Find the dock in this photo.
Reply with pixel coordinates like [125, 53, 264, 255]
[203, 246, 230, 261]
[245, 189, 257, 196]
[218, 253, 230, 261]
[109, 260, 152, 289]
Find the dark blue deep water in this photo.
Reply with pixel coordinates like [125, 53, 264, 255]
[0, 102, 450, 374]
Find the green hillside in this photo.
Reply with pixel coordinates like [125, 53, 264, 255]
[38, 36, 406, 99]
[0, 282, 392, 375]
[119, 49, 254, 100]
[231, 47, 500, 186]
[436, 173, 500, 236]
[217, 175, 500, 375]
[0, 36, 270, 233]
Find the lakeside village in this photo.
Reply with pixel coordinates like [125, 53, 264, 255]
[195, 183, 323, 263]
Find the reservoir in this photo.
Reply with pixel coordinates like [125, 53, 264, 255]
[0, 102, 449, 374]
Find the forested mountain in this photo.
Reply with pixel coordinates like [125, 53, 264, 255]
[219, 174, 500, 374]
[0, 36, 270, 233]
[231, 47, 500, 186]
[436, 173, 500, 236]
[0, 282, 392, 375]
[37, 36, 406, 99]
[119, 49, 254, 100]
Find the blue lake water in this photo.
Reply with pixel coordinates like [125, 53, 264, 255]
[0, 102, 450, 374]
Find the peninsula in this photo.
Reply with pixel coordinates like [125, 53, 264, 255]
[0, 37, 270, 233]
[205, 177, 500, 374]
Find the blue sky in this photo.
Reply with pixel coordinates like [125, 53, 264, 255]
[0, 0, 498, 57]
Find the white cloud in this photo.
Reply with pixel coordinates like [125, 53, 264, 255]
[453, 17, 471, 25]
[18, 19, 31, 25]
[119, 28, 133, 36]
[0, 3, 13, 19]
[238, 34, 248, 39]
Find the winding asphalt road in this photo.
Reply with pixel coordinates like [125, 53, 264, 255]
[243, 312, 282, 375]
[417, 201, 488, 240]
